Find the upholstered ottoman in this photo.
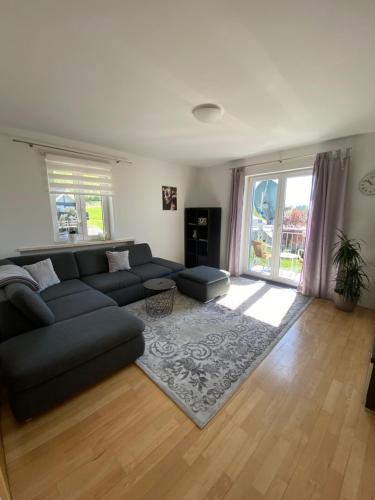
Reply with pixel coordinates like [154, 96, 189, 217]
[176, 266, 230, 302]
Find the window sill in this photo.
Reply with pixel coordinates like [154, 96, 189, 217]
[17, 238, 135, 255]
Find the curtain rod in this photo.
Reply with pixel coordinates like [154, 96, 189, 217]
[12, 138, 133, 165]
[236, 147, 352, 170]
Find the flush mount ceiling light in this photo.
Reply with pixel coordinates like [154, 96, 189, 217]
[192, 103, 224, 123]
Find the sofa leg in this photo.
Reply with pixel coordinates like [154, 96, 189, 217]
[25, 417, 33, 423]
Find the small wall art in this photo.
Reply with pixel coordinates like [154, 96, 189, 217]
[162, 186, 177, 210]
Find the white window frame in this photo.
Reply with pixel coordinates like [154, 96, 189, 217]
[81, 194, 111, 241]
[241, 166, 313, 286]
[50, 193, 112, 242]
[45, 153, 114, 243]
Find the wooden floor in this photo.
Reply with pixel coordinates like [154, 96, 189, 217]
[1, 299, 375, 500]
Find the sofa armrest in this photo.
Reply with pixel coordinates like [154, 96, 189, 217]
[5, 283, 55, 328]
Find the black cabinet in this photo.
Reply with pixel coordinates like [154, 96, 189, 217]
[185, 207, 221, 268]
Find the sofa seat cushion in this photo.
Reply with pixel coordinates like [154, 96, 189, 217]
[151, 258, 184, 272]
[82, 271, 141, 294]
[47, 290, 116, 322]
[40, 279, 92, 302]
[178, 266, 230, 285]
[0, 307, 145, 393]
[130, 263, 171, 281]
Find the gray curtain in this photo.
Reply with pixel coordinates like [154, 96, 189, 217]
[300, 149, 350, 298]
[227, 167, 245, 276]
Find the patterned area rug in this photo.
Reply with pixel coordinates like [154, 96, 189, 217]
[126, 277, 312, 428]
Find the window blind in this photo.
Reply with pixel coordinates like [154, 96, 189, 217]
[45, 154, 113, 196]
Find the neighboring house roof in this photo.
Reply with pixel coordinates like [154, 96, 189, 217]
[56, 194, 76, 207]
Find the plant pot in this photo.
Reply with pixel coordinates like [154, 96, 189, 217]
[68, 233, 78, 244]
[333, 291, 357, 312]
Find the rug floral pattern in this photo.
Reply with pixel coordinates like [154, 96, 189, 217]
[125, 278, 312, 428]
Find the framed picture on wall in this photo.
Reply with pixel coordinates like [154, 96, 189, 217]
[162, 186, 177, 210]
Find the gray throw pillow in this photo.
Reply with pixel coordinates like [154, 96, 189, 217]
[23, 258, 60, 292]
[5, 283, 55, 327]
[106, 250, 131, 273]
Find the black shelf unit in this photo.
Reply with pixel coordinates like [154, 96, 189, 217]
[184, 207, 221, 268]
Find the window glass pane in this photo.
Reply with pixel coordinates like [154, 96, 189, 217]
[248, 178, 279, 276]
[84, 195, 105, 237]
[278, 174, 312, 283]
[55, 194, 80, 239]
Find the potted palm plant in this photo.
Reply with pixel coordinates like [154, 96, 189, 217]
[332, 231, 369, 312]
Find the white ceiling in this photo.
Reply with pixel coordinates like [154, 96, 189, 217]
[1, 0, 375, 166]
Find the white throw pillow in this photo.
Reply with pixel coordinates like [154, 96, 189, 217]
[106, 250, 131, 273]
[23, 258, 60, 292]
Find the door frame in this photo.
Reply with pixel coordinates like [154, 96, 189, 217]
[241, 167, 313, 286]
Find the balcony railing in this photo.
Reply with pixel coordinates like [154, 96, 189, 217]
[249, 225, 306, 282]
[280, 227, 306, 254]
[251, 226, 306, 254]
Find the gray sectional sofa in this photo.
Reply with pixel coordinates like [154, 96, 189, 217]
[0, 243, 184, 421]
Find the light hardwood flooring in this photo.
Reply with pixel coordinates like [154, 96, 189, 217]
[1, 299, 375, 499]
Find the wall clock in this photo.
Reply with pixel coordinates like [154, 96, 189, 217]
[359, 172, 375, 195]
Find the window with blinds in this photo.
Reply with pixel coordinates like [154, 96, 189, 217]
[46, 154, 113, 196]
[45, 154, 113, 242]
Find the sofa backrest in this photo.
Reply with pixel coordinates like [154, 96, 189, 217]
[75, 243, 153, 276]
[9, 252, 79, 282]
[74, 247, 113, 277]
[4, 243, 153, 282]
[128, 243, 153, 267]
[0, 259, 13, 266]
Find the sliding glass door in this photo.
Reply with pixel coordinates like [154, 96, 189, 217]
[246, 170, 312, 285]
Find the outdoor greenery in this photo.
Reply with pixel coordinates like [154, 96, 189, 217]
[333, 230, 369, 302]
[86, 204, 104, 232]
[280, 257, 302, 273]
[249, 249, 303, 274]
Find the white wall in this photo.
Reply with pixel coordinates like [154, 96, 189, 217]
[195, 166, 232, 269]
[346, 134, 375, 310]
[0, 130, 198, 263]
[112, 155, 197, 262]
[1, 127, 374, 309]
[195, 134, 375, 310]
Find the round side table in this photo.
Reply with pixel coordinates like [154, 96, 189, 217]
[143, 278, 176, 317]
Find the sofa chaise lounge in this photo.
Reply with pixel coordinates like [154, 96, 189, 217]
[0, 243, 184, 420]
